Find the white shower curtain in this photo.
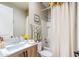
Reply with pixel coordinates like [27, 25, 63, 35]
[50, 2, 76, 57]
[59, 2, 70, 57]
[59, 2, 76, 57]
[69, 2, 76, 57]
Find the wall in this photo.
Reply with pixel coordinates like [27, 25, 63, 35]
[0, 2, 27, 36]
[29, 2, 47, 39]
[77, 3, 79, 51]
[13, 8, 26, 36]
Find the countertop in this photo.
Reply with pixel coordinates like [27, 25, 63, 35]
[0, 42, 38, 57]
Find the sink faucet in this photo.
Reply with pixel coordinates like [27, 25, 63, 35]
[0, 37, 5, 48]
[0, 36, 3, 41]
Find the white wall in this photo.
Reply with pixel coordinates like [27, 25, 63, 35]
[29, 2, 47, 39]
[77, 3, 79, 51]
[13, 8, 26, 36]
[0, 3, 27, 36]
[26, 16, 29, 34]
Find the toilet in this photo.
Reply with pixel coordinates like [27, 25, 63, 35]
[37, 42, 53, 57]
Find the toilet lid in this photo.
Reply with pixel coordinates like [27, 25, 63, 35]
[40, 50, 53, 57]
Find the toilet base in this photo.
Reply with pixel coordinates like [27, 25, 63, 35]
[38, 50, 53, 57]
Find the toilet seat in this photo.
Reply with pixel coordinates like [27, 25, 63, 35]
[39, 50, 53, 57]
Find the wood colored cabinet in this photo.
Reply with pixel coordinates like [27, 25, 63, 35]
[27, 45, 37, 57]
[8, 45, 37, 57]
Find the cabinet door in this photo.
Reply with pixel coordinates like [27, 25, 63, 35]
[19, 52, 25, 57]
[26, 47, 32, 57]
[23, 51, 28, 57]
[8, 51, 25, 57]
[8, 53, 22, 57]
[31, 45, 37, 57]
[27, 45, 37, 57]
[8, 45, 37, 57]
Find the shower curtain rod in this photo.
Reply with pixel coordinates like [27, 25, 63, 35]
[40, 2, 63, 12]
[42, 14, 51, 19]
[40, 6, 51, 12]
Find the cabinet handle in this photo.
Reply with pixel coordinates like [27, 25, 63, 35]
[23, 52, 25, 57]
[23, 51, 28, 57]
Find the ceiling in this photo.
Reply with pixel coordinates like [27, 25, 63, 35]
[11, 2, 28, 11]
[11, 2, 48, 11]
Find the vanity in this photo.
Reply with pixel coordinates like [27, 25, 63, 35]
[0, 41, 38, 57]
[8, 44, 37, 57]
[0, 3, 38, 57]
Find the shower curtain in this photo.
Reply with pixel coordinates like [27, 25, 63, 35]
[50, 2, 77, 57]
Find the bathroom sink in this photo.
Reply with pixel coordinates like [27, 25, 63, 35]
[6, 42, 28, 52]
[5, 40, 34, 52]
[6, 44, 22, 52]
[0, 41, 34, 57]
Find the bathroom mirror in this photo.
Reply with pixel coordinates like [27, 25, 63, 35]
[0, 4, 13, 37]
[0, 2, 29, 38]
